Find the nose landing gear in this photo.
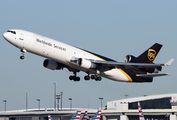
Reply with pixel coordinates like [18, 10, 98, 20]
[20, 56, 25, 59]
[20, 49, 26, 60]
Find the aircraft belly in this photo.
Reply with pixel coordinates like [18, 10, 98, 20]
[103, 68, 132, 82]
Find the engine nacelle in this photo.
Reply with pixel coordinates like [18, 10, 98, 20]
[43, 59, 64, 70]
[125, 55, 141, 63]
[78, 58, 96, 69]
[125, 55, 162, 73]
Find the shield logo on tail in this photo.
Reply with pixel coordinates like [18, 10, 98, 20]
[147, 49, 156, 61]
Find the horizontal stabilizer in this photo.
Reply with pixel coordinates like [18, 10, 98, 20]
[136, 73, 169, 77]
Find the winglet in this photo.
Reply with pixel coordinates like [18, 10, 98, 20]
[165, 58, 174, 66]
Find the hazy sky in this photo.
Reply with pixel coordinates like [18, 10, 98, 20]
[0, 1, 177, 111]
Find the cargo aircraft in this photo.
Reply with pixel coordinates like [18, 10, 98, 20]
[3, 29, 174, 82]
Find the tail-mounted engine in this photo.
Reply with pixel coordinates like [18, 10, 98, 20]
[43, 59, 65, 70]
[125, 55, 143, 63]
[125, 55, 162, 73]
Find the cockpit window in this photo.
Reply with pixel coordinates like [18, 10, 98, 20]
[7, 30, 16, 34]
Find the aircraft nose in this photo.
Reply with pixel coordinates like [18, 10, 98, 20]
[3, 32, 8, 40]
[3, 32, 12, 43]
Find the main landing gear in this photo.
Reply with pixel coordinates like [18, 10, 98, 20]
[69, 72, 102, 82]
[69, 72, 80, 82]
[84, 74, 102, 81]
[20, 49, 26, 60]
[90, 75, 102, 81]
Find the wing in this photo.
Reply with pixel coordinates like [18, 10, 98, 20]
[93, 58, 174, 69]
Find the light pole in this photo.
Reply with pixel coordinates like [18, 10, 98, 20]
[60, 92, 63, 110]
[53, 82, 56, 111]
[36, 99, 40, 111]
[68, 98, 72, 110]
[99, 98, 103, 110]
[26, 92, 28, 111]
[56, 95, 60, 111]
[125, 94, 128, 99]
[3, 100, 7, 112]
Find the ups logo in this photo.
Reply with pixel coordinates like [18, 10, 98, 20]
[148, 49, 156, 61]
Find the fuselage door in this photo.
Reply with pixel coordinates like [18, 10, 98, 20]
[19, 33, 24, 41]
[18, 33, 25, 48]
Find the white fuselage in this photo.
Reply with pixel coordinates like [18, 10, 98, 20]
[3, 29, 132, 82]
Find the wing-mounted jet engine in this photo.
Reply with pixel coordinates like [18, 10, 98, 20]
[70, 57, 101, 81]
[43, 59, 66, 70]
[78, 58, 96, 69]
[43, 59, 81, 81]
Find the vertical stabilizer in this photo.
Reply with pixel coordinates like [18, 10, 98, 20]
[82, 111, 88, 120]
[91, 110, 102, 120]
[71, 111, 81, 120]
[48, 115, 53, 120]
[138, 101, 145, 120]
[138, 43, 162, 63]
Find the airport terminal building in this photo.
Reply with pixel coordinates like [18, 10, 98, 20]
[1, 93, 177, 120]
[107, 93, 177, 120]
[107, 93, 177, 110]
